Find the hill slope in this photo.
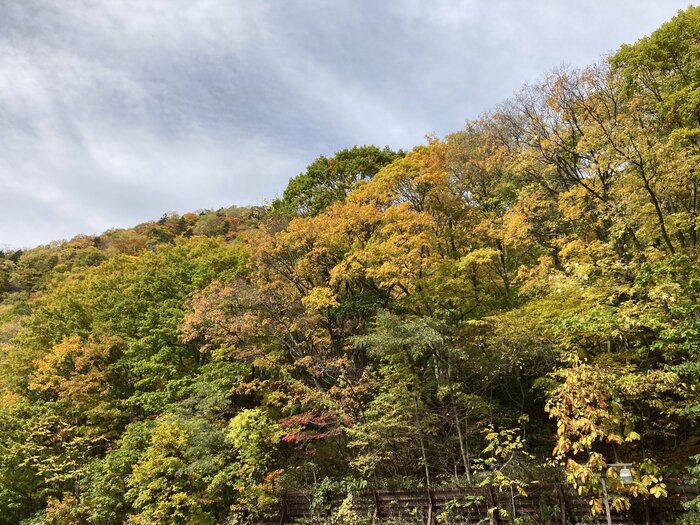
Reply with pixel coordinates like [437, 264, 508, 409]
[1, 9, 700, 524]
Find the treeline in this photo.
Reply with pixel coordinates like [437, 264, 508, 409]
[0, 206, 263, 296]
[1, 7, 700, 524]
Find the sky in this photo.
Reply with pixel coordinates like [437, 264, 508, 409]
[0, 0, 693, 248]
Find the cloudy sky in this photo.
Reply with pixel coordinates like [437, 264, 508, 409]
[0, 0, 692, 247]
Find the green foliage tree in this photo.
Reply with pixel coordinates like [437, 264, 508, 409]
[272, 145, 403, 216]
[225, 408, 283, 519]
[125, 417, 215, 525]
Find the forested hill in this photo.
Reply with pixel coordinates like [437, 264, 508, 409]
[1, 8, 700, 524]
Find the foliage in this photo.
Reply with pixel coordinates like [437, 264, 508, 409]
[546, 360, 672, 513]
[0, 9, 699, 523]
[272, 146, 403, 217]
[226, 408, 283, 519]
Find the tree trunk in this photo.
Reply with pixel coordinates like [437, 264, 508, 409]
[690, 176, 697, 251]
[454, 409, 472, 484]
[415, 398, 431, 489]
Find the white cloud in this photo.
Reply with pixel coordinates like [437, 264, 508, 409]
[0, 0, 692, 247]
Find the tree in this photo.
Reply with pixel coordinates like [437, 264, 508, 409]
[125, 418, 216, 525]
[272, 145, 403, 217]
[545, 360, 673, 514]
[350, 312, 443, 486]
[225, 408, 283, 520]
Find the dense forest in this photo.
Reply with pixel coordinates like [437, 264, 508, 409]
[1, 7, 700, 524]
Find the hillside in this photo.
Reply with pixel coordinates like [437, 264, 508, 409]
[1, 9, 700, 525]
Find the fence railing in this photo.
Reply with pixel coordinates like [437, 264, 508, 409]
[277, 483, 699, 524]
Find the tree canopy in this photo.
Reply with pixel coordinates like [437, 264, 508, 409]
[1, 8, 699, 524]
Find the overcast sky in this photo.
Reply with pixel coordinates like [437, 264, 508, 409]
[0, 0, 693, 248]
